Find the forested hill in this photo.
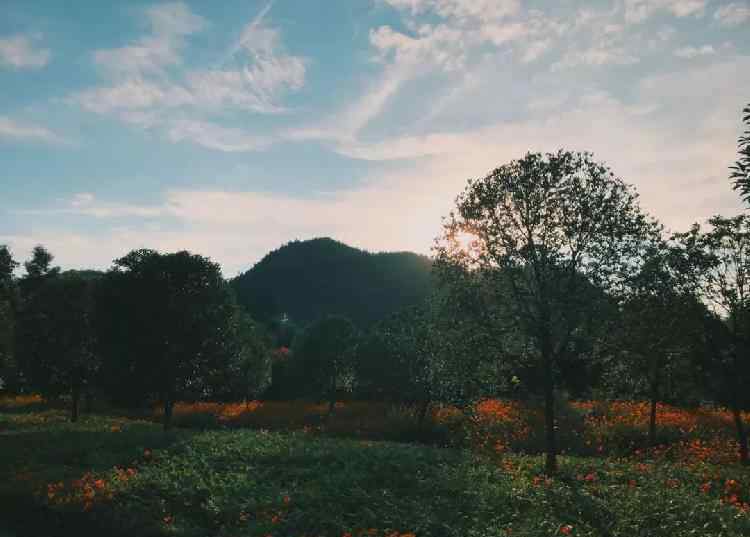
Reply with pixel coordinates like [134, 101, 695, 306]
[230, 238, 433, 327]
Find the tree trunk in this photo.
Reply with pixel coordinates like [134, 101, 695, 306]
[327, 371, 336, 417]
[648, 369, 659, 448]
[163, 394, 173, 432]
[84, 388, 93, 413]
[732, 406, 749, 465]
[648, 396, 658, 448]
[71, 374, 80, 423]
[418, 400, 430, 426]
[542, 348, 557, 475]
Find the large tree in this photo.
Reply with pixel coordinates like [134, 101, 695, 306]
[436, 150, 654, 473]
[731, 103, 750, 205]
[96, 249, 240, 430]
[15, 247, 99, 420]
[675, 215, 750, 464]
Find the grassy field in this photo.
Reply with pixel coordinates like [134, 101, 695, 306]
[1, 396, 750, 537]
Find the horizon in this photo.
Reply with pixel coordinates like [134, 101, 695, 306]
[2, 0, 749, 275]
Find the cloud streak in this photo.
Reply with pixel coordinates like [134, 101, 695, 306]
[0, 116, 64, 144]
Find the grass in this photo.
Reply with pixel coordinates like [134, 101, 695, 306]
[1, 397, 750, 536]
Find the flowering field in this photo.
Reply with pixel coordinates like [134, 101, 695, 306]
[1, 396, 750, 536]
[156, 398, 750, 466]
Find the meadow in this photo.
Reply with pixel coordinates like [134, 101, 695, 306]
[1, 395, 749, 537]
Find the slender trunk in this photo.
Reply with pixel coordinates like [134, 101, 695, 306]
[732, 406, 749, 465]
[163, 393, 173, 432]
[327, 372, 336, 417]
[648, 369, 659, 448]
[648, 396, 658, 448]
[418, 400, 430, 426]
[542, 347, 557, 474]
[163, 367, 174, 432]
[84, 389, 93, 413]
[71, 373, 80, 423]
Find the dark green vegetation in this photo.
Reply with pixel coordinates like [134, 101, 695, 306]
[231, 238, 433, 328]
[2, 404, 750, 537]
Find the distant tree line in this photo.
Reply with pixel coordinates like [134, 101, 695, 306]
[0, 102, 748, 472]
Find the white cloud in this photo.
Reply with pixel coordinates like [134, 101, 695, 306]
[70, 2, 303, 152]
[0, 116, 63, 144]
[144, 1, 206, 36]
[166, 119, 273, 152]
[383, 0, 520, 21]
[553, 46, 639, 69]
[674, 44, 716, 58]
[520, 39, 551, 63]
[714, 3, 750, 26]
[93, 2, 204, 78]
[0, 34, 50, 69]
[624, 0, 707, 23]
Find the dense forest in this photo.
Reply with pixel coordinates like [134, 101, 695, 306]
[230, 237, 433, 328]
[1, 103, 749, 477]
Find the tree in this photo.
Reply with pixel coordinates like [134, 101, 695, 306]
[96, 249, 239, 431]
[16, 256, 99, 421]
[731, 103, 750, 205]
[435, 150, 654, 473]
[216, 311, 273, 402]
[23, 245, 56, 279]
[355, 306, 443, 422]
[0, 246, 19, 391]
[675, 215, 750, 464]
[292, 315, 358, 415]
[613, 239, 705, 446]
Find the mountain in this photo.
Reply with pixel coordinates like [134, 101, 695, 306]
[230, 238, 433, 327]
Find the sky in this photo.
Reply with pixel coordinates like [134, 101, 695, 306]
[1, 0, 749, 276]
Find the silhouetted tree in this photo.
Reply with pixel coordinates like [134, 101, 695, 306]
[23, 245, 56, 279]
[96, 249, 239, 431]
[675, 215, 750, 464]
[436, 150, 654, 474]
[356, 305, 443, 421]
[16, 248, 99, 421]
[731, 103, 750, 205]
[292, 315, 357, 415]
[614, 238, 705, 446]
[0, 246, 19, 391]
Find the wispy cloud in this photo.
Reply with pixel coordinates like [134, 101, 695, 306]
[69, 2, 303, 152]
[0, 33, 50, 69]
[714, 3, 750, 26]
[0, 116, 63, 144]
[674, 44, 716, 58]
[623, 0, 706, 24]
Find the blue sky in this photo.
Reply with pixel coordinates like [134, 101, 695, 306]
[1, 0, 749, 276]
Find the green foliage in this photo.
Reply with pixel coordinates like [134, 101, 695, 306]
[435, 150, 656, 472]
[15, 263, 100, 421]
[3, 405, 750, 537]
[231, 238, 433, 328]
[0, 245, 19, 391]
[95, 250, 251, 419]
[290, 316, 358, 408]
[731, 103, 750, 205]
